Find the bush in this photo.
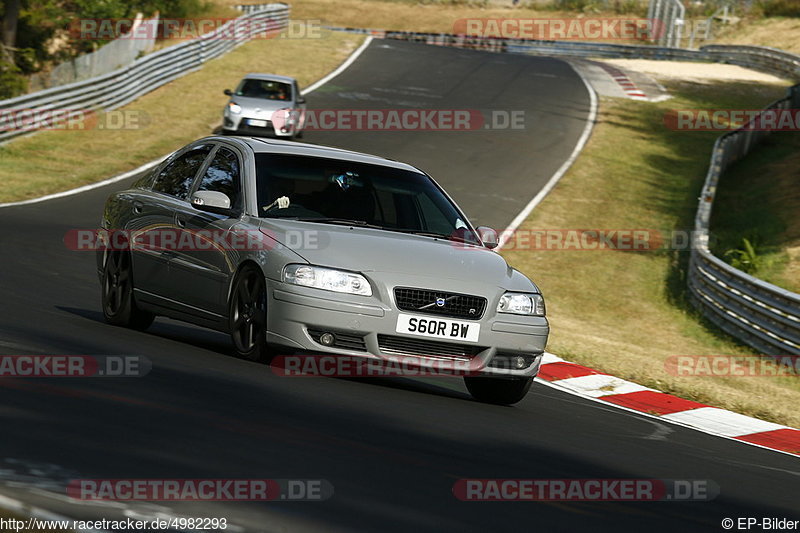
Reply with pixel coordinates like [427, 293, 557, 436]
[0, 59, 28, 99]
[724, 238, 762, 274]
[759, 0, 800, 17]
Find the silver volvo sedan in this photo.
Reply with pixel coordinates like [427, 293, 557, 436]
[97, 136, 549, 404]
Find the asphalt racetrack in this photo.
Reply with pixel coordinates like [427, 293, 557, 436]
[0, 40, 797, 532]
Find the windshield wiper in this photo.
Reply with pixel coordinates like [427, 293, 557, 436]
[389, 228, 477, 244]
[293, 218, 386, 229]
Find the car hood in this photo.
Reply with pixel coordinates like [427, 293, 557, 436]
[259, 219, 539, 292]
[230, 96, 293, 115]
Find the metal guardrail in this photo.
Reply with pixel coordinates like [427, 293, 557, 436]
[326, 26, 800, 355]
[689, 84, 800, 356]
[328, 28, 800, 82]
[700, 44, 800, 80]
[0, 3, 289, 143]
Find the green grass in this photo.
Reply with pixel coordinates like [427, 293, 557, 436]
[709, 132, 800, 292]
[500, 78, 800, 427]
[0, 29, 365, 203]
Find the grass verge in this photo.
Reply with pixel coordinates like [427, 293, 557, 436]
[284, 0, 800, 55]
[500, 78, 800, 427]
[0, 30, 364, 203]
[713, 16, 800, 55]
[286, 0, 650, 39]
[709, 131, 800, 292]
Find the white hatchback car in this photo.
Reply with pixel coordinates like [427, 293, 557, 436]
[222, 73, 306, 139]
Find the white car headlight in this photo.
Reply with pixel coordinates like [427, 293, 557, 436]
[228, 102, 242, 114]
[283, 264, 372, 296]
[497, 292, 545, 316]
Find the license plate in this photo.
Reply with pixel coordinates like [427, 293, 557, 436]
[395, 313, 480, 343]
[247, 119, 268, 127]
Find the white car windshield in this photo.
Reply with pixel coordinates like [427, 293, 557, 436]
[235, 79, 292, 101]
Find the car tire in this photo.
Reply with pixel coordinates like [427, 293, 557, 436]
[229, 265, 273, 363]
[464, 376, 532, 405]
[101, 249, 154, 331]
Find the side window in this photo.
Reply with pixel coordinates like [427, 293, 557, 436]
[416, 193, 454, 235]
[196, 147, 242, 210]
[152, 146, 211, 199]
[132, 167, 156, 189]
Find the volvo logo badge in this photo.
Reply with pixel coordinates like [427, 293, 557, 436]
[435, 297, 446, 307]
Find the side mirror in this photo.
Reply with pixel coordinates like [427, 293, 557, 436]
[476, 226, 499, 249]
[297, 96, 306, 104]
[191, 191, 232, 214]
[223, 89, 233, 96]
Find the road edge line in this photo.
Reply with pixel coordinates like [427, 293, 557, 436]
[496, 61, 598, 249]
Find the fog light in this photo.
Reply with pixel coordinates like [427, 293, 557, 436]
[280, 127, 288, 133]
[319, 332, 335, 346]
[515, 356, 527, 369]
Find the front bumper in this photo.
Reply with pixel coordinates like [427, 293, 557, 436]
[265, 281, 549, 378]
[223, 113, 295, 138]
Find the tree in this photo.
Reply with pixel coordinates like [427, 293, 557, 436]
[2, 0, 21, 61]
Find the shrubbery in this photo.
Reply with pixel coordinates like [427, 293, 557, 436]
[759, 0, 800, 17]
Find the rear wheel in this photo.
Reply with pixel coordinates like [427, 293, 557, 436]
[229, 265, 272, 362]
[101, 249, 154, 330]
[464, 376, 532, 405]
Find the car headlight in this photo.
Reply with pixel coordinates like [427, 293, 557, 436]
[283, 264, 372, 296]
[497, 292, 545, 316]
[228, 102, 242, 114]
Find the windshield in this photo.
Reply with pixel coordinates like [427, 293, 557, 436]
[256, 153, 478, 242]
[235, 79, 292, 101]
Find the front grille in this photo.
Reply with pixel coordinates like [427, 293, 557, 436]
[377, 335, 483, 360]
[394, 287, 487, 320]
[240, 119, 273, 131]
[307, 329, 367, 352]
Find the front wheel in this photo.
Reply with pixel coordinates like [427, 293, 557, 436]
[464, 376, 532, 405]
[229, 265, 272, 362]
[101, 249, 154, 330]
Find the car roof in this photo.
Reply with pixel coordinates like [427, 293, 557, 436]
[240, 73, 296, 84]
[223, 136, 424, 174]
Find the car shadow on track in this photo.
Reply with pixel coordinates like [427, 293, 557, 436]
[55, 305, 475, 403]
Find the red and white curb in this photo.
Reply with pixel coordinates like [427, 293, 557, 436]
[536, 352, 800, 457]
[596, 63, 648, 100]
